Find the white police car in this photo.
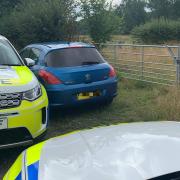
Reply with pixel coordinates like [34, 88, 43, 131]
[4, 121, 180, 180]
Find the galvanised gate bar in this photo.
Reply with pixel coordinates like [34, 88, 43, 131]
[98, 43, 180, 86]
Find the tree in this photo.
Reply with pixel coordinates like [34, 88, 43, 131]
[116, 0, 147, 34]
[172, 0, 180, 19]
[0, 0, 78, 48]
[80, 0, 121, 44]
[148, 0, 180, 20]
[148, 0, 174, 19]
[0, 0, 21, 16]
[77, 19, 89, 36]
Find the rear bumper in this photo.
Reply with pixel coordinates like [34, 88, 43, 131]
[47, 78, 118, 107]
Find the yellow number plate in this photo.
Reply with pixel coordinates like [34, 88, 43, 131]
[77, 91, 100, 100]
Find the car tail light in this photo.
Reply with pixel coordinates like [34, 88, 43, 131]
[39, 70, 61, 84]
[109, 66, 116, 78]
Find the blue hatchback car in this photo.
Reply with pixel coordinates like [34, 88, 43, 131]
[20, 42, 118, 107]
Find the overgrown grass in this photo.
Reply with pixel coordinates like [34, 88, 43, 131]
[156, 86, 180, 120]
[78, 35, 134, 44]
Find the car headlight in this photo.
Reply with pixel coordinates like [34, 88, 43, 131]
[23, 85, 42, 101]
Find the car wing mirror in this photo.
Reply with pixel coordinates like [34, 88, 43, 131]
[24, 58, 35, 67]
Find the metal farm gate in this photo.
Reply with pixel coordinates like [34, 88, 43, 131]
[98, 43, 180, 86]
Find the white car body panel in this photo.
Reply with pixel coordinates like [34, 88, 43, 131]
[0, 66, 38, 93]
[38, 122, 180, 180]
[0, 35, 39, 93]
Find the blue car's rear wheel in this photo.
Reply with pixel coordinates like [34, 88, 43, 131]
[103, 98, 114, 106]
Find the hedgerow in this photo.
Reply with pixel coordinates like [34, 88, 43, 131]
[131, 18, 180, 44]
[0, 0, 77, 48]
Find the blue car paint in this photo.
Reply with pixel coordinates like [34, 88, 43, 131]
[46, 76, 117, 106]
[27, 161, 39, 180]
[21, 42, 118, 107]
[15, 173, 22, 180]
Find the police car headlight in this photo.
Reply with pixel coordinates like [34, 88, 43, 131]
[23, 85, 42, 101]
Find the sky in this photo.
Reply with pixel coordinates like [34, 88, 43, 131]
[76, 0, 121, 6]
[110, 0, 121, 5]
[76, 0, 121, 20]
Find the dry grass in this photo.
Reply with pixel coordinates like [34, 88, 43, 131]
[155, 86, 180, 120]
[111, 35, 133, 43]
[78, 35, 134, 44]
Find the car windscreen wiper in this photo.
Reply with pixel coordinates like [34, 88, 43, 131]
[82, 61, 100, 65]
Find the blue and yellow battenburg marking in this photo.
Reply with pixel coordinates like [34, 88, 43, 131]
[3, 131, 81, 180]
[27, 161, 39, 180]
[3, 142, 45, 180]
[25, 142, 46, 180]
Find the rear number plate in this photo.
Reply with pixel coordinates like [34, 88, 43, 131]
[0, 117, 7, 129]
[77, 91, 101, 100]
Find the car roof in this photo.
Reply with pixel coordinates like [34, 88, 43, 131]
[0, 35, 8, 40]
[26, 42, 95, 51]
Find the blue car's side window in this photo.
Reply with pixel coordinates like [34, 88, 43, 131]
[29, 48, 41, 65]
[20, 48, 30, 59]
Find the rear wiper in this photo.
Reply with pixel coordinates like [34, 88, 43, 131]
[82, 61, 100, 65]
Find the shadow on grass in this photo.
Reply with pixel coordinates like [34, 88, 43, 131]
[47, 102, 119, 137]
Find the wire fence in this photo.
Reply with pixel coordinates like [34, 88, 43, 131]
[98, 43, 180, 86]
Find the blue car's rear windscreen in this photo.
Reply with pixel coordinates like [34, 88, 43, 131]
[45, 47, 105, 68]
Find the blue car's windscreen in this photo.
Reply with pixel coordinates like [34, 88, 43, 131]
[45, 47, 105, 68]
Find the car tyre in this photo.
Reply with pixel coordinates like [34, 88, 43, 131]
[104, 98, 114, 106]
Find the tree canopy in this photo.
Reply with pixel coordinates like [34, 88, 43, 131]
[80, 0, 121, 43]
[0, 0, 180, 45]
[115, 0, 147, 34]
[0, 0, 77, 48]
[0, 0, 21, 16]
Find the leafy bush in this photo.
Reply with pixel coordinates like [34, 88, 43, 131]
[0, 0, 21, 17]
[131, 18, 180, 44]
[0, 0, 77, 48]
